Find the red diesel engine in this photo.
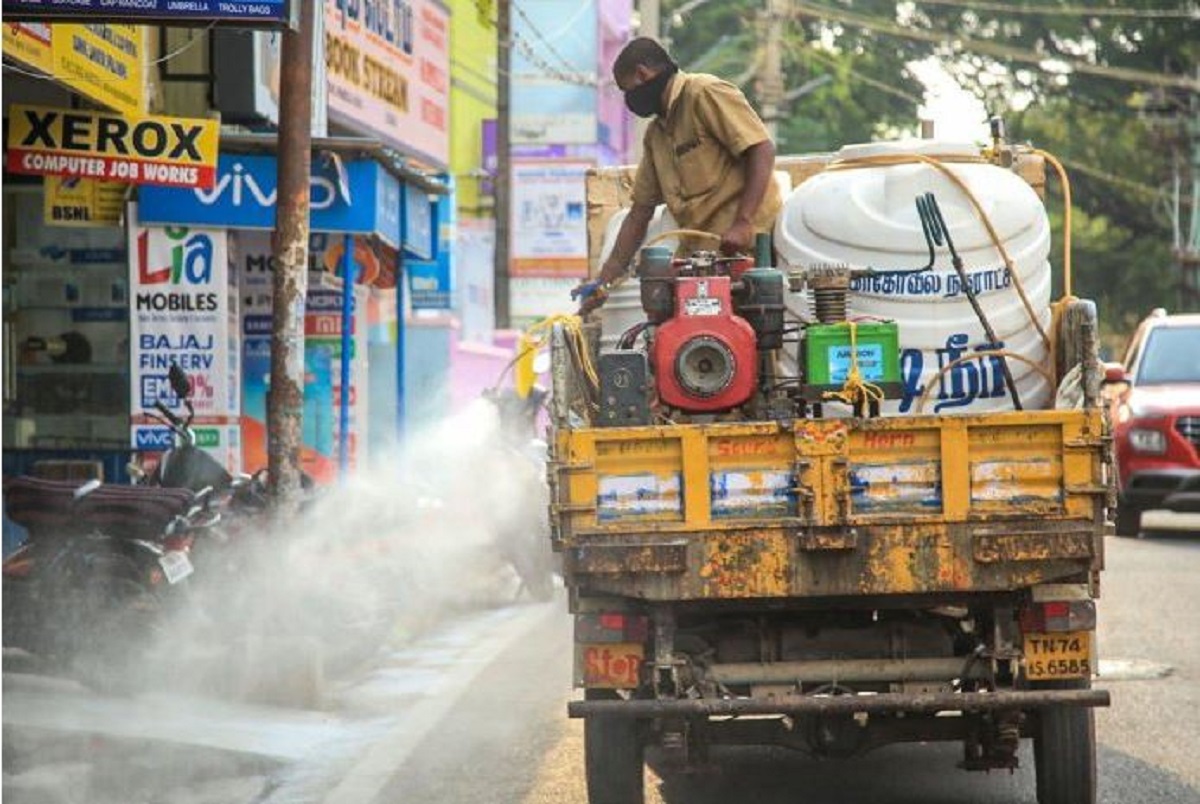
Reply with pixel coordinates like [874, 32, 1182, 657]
[652, 275, 758, 412]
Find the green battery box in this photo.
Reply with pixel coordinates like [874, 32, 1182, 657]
[804, 321, 901, 390]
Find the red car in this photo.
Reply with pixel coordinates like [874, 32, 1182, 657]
[1107, 310, 1200, 536]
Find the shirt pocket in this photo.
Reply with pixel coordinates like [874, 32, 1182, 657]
[675, 136, 726, 200]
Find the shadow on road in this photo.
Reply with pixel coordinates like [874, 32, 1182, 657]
[651, 742, 1200, 804]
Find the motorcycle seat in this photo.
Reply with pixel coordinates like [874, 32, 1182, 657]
[4, 476, 196, 541]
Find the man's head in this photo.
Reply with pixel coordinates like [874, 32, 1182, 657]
[613, 37, 679, 118]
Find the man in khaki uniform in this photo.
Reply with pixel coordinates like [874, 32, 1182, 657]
[574, 37, 782, 313]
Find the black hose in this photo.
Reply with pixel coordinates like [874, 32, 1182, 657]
[917, 192, 1023, 411]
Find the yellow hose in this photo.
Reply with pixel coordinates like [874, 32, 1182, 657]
[1033, 149, 1073, 299]
[512, 313, 599, 396]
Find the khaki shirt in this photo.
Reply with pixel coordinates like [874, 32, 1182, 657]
[631, 72, 782, 251]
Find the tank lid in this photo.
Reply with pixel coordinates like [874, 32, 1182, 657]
[836, 139, 980, 160]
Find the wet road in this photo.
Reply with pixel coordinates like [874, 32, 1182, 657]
[5, 531, 1200, 803]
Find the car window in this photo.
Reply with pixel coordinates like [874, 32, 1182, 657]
[1135, 326, 1200, 385]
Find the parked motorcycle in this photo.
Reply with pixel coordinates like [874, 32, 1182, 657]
[2, 474, 206, 692]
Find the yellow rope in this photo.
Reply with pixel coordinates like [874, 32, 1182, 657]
[515, 313, 599, 395]
[1032, 149, 1073, 299]
[913, 349, 1056, 415]
[821, 321, 886, 408]
[825, 153, 1052, 351]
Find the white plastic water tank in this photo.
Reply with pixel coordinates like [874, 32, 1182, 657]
[775, 140, 1053, 414]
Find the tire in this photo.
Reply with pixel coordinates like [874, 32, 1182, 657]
[1034, 704, 1097, 804]
[1114, 502, 1141, 537]
[584, 691, 644, 804]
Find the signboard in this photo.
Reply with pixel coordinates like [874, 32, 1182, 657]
[128, 205, 240, 472]
[324, 0, 450, 168]
[138, 153, 401, 246]
[510, 276, 579, 329]
[408, 198, 453, 310]
[7, 105, 220, 189]
[3, 0, 292, 26]
[235, 232, 369, 480]
[2, 24, 146, 115]
[511, 0, 598, 145]
[44, 177, 127, 227]
[403, 184, 434, 260]
[510, 160, 590, 277]
[455, 217, 495, 343]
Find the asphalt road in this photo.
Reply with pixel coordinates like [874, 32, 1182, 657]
[5, 530, 1200, 804]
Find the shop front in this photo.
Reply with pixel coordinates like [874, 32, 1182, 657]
[137, 144, 411, 481]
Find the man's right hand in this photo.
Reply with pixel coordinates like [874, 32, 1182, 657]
[571, 279, 609, 315]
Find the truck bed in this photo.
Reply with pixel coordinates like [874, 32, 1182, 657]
[552, 409, 1108, 601]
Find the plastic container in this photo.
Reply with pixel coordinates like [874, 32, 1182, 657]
[805, 322, 901, 386]
[775, 139, 1053, 414]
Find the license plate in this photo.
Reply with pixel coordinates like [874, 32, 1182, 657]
[1024, 630, 1093, 680]
[158, 551, 194, 585]
[581, 642, 643, 689]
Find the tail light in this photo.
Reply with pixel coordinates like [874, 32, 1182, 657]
[576, 612, 649, 644]
[1020, 599, 1096, 633]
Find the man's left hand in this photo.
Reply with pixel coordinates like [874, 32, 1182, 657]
[720, 219, 755, 255]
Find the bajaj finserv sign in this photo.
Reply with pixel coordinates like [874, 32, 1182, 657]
[6, 104, 219, 188]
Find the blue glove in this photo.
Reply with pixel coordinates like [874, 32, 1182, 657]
[571, 279, 603, 302]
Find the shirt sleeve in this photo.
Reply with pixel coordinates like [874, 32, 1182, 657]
[692, 79, 772, 156]
[630, 146, 663, 208]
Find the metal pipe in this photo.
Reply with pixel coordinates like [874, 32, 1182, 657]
[268, 0, 314, 512]
[550, 324, 571, 428]
[338, 234, 354, 476]
[568, 688, 1110, 719]
[707, 657, 988, 686]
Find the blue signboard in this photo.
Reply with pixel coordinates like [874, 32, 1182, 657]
[402, 183, 433, 260]
[407, 189, 452, 311]
[2, 0, 290, 25]
[139, 154, 401, 248]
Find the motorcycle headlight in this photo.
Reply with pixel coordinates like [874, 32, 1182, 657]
[1128, 428, 1166, 454]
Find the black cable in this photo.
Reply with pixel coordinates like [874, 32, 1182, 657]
[918, 192, 1023, 411]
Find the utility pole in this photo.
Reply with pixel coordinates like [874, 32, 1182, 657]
[634, 0, 660, 161]
[495, 0, 512, 328]
[269, 0, 314, 511]
[758, 0, 787, 140]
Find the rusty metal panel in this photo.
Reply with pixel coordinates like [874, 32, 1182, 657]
[973, 527, 1095, 564]
[699, 530, 791, 598]
[568, 542, 689, 575]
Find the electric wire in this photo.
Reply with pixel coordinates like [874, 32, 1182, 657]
[910, 0, 1200, 19]
[2, 22, 218, 86]
[792, 0, 1200, 93]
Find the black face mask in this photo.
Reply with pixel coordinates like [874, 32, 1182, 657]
[624, 64, 678, 118]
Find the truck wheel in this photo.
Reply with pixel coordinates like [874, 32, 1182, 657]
[584, 692, 644, 804]
[1034, 705, 1097, 804]
[1114, 502, 1141, 537]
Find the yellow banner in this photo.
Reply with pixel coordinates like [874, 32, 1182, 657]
[44, 176, 127, 227]
[8, 104, 220, 189]
[2, 24, 145, 115]
[2, 23, 54, 73]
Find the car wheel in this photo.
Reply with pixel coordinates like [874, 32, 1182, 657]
[1114, 502, 1141, 537]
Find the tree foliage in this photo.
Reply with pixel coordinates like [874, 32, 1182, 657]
[660, 0, 1200, 338]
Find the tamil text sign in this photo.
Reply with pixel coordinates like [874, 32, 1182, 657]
[6, 105, 219, 188]
[324, 0, 450, 168]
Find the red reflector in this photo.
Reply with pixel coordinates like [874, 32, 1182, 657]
[1042, 601, 1070, 619]
[599, 613, 625, 631]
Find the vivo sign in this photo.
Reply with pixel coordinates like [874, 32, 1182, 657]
[139, 153, 401, 247]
